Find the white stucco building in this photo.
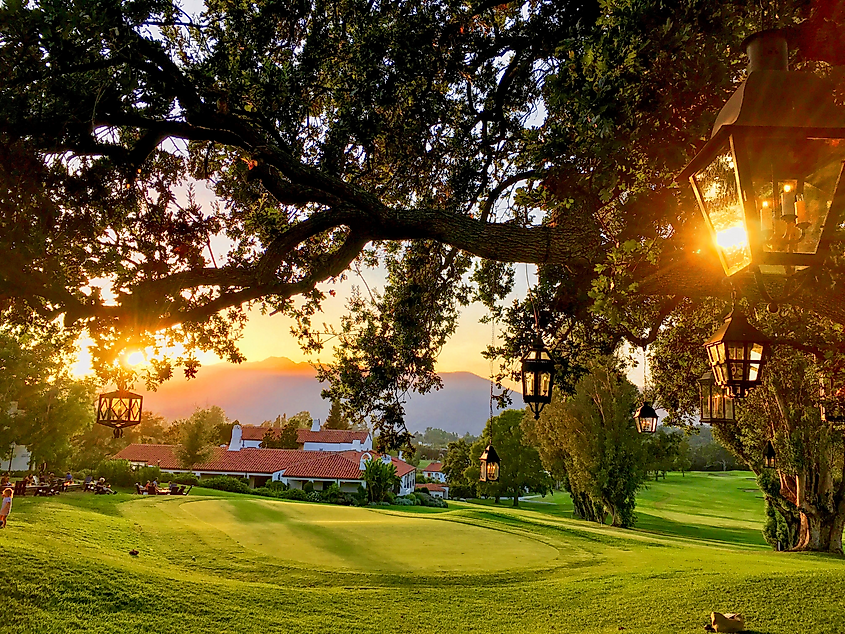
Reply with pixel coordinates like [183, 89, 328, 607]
[228, 422, 373, 452]
[422, 461, 446, 483]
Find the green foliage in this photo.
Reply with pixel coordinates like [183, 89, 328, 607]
[260, 417, 300, 449]
[175, 407, 221, 468]
[644, 429, 682, 480]
[93, 460, 162, 488]
[527, 357, 647, 527]
[362, 458, 400, 503]
[468, 410, 552, 508]
[200, 476, 251, 494]
[323, 400, 350, 430]
[442, 438, 474, 493]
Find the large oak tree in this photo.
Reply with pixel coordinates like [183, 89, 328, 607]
[3, 1, 845, 460]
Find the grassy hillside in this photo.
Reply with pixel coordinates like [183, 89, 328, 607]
[2, 473, 843, 634]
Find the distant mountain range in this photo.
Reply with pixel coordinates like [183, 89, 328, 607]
[140, 357, 520, 437]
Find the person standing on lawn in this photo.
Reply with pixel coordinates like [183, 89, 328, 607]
[0, 488, 13, 528]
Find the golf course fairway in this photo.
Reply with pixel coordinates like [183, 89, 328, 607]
[2, 472, 844, 634]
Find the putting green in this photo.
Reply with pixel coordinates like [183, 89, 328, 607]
[171, 497, 561, 572]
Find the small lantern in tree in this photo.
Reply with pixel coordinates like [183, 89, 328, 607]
[819, 374, 845, 423]
[679, 30, 845, 282]
[479, 444, 500, 482]
[698, 370, 737, 424]
[97, 389, 143, 438]
[704, 309, 771, 398]
[763, 440, 777, 469]
[634, 402, 659, 434]
[521, 335, 556, 420]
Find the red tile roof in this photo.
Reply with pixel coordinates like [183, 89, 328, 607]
[281, 453, 363, 480]
[338, 451, 416, 477]
[422, 462, 443, 473]
[417, 483, 448, 492]
[237, 425, 369, 445]
[114, 445, 308, 473]
[113, 445, 414, 480]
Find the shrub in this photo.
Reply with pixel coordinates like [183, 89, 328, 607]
[264, 480, 288, 492]
[393, 497, 415, 506]
[94, 460, 135, 487]
[277, 488, 308, 501]
[448, 483, 475, 499]
[384, 491, 396, 504]
[306, 491, 321, 503]
[200, 476, 251, 494]
[303, 481, 314, 494]
[169, 473, 199, 486]
[321, 483, 341, 503]
[417, 486, 429, 494]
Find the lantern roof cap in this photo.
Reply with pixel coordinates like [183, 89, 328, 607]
[705, 310, 771, 347]
[764, 440, 777, 459]
[699, 369, 715, 382]
[480, 443, 500, 462]
[99, 388, 142, 399]
[635, 402, 659, 420]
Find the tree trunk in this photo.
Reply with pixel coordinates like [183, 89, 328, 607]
[512, 488, 519, 507]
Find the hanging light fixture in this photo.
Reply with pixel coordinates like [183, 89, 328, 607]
[634, 402, 659, 434]
[698, 370, 737, 424]
[763, 440, 777, 469]
[521, 335, 556, 420]
[704, 308, 771, 397]
[479, 444, 500, 482]
[96, 388, 143, 438]
[633, 347, 659, 433]
[819, 373, 845, 423]
[678, 30, 845, 290]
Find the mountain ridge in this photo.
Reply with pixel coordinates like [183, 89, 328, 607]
[141, 356, 519, 436]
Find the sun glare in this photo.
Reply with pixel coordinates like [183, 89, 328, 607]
[715, 225, 748, 252]
[125, 351, 146, 367]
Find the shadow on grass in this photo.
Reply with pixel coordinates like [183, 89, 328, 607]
[635, 511, 766, 547]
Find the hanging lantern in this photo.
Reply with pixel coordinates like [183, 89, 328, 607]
[96, 389, 143, 438]
[763, 440, 777, 469]
[679, 30, 845, 281]
[698, 370, 737, 424]
[634, 402, 659, 434]
[704, 309, 771, 397]
[819, 374, 845, 423]
[521, 335, 556, 420]
[479, 444, 500, 482]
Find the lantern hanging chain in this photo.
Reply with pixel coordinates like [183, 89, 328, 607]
[524, 264, 540, 331]
[489, 313, 495, 425]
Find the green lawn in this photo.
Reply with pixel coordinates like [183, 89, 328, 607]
[2, 472, 843, 633]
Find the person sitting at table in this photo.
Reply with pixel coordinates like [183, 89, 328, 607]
[63, 472, 73, 489]
[145, 481, 156, 495]
[95, 478, 116, 495]
[29, 474, 38, 486]
[0, 474, 9, 487]
[83, 475, 93, 491]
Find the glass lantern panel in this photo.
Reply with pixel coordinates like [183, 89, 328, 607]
[523, 373, 534, 396]
[701, 388, 711, 419]
[712, 391, 723, 419]
[487, 462, 499, 481]
[725, 396, 734, 420]
[729, 362, 744, 381]
[538, 350, 550, 361]
[539, 372, 551, 397]
[748, 362, 761, 382]
[714, 364, 727, 384]
[748, 137, 845, 257]
[694, 147, 751, 275]
[728, 343, 747, 362]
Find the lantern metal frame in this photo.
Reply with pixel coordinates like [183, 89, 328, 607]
[819, 374, 845, 423]
[479, 444, 500, 482]
[96, 389, 143, 439]
[763, 440, 777, 469]
[698, 370, 737, 424]
[634, 402, 659, 434]
[704, 309, 771, 398]
[521, 335, 556, 420]
[679, 30, 845, 283]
